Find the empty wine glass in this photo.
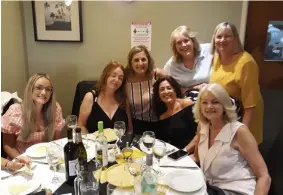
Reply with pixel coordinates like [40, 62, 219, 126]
[46, 144, 61, 183]
[66, 115, 77, 141]
[142, 131, 155, 153]
[153, 140, 166, 176]
[114, 121, 126, 145]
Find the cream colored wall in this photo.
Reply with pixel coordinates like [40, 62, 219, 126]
[1, 1, 28, 97]
[22, 1, 243, 116]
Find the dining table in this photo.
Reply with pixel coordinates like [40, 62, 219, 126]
[0, 133, 208, 195]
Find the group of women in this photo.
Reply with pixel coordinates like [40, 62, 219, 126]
[1, 22, 270, 195]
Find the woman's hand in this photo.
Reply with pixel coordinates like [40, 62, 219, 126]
[16, 156, 32, 165]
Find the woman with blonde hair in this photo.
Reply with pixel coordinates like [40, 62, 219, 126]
[164, 25, 213, 94]
[78, 60, 128, 133]
[192, 83, 270, 195]
[125, 45, 167, 135]
[210, 22, 264, 144]
[1, 73, 65, 159]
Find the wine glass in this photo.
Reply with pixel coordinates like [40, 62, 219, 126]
[127, 157, 144, 194]
[142, 131, 155, 153]
[46, 144, 61, 183]
[66, 115, 77, 141]
[81, 132, 89, 149]
[121, 143, 133, 170]
[153, 140, 166, 176]
[114, 121, 126, 145]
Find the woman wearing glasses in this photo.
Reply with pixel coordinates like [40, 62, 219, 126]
[1, 73, 65, 159]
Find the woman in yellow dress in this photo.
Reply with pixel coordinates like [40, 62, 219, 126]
[210, 22, 264, 144]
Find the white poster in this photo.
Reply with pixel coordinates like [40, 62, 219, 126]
[131, 22, 152, 51]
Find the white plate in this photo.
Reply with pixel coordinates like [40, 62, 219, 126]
[26, 142, 49, 158]
[0, 176, 41, 195]
[164, 170, 203, 192]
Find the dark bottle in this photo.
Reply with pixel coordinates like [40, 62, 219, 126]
[64, 128, 78, 186]
[75, 127, 88, 171]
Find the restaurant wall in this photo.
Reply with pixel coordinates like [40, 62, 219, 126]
[21, 1, 243, 116]
[1, 1, 28, 97]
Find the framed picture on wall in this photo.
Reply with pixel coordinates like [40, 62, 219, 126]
[32, 1, 83, 42]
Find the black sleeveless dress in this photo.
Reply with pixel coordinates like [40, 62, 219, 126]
[86, 91, 128, 133]
[155, 105, 197, 149]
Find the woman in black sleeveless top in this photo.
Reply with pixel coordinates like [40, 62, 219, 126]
[153, 76, 197, 149]
[78, 61, 128, 133]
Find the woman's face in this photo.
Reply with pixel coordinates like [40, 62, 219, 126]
[175, 33, 195, 59]
[32, 77, 53, 105]
[131, 51, 149, 76]
[200, 91, 224, 121]
[159, 80, 177, 104]
[214, 27, 236, 55]
[106, 67, 124, 91]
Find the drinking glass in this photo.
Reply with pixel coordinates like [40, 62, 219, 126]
[127, 158, 144, 195]
[142, 131, 155, 153]
[114, 121, 126, 145]
[153, 140, 166, 176]
[46, 144, 61, 183]
[121, 146, 133, 170]
[66, 115, 77, 141]
[107, 183, 117, 195]
[81, 132, 89, 149]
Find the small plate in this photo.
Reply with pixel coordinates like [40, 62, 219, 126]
[92, 128, 118, 142]
[26, 143, 49, 158]
[0, 176, 41, 195]
[106, 164, 135, 187]
[164, 170, 204, 192]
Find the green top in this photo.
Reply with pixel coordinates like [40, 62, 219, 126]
[98, 121, 104, 133]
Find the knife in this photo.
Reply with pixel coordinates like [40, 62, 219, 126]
[160, 165, 199, 169]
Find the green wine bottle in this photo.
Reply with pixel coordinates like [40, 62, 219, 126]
[75, 127, 87, 171]
[95, 121, 108, 170]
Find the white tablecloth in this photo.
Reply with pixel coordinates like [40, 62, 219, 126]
[0, 138, 207, 195]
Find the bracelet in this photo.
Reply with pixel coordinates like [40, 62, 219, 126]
[4, 161, 11, 171]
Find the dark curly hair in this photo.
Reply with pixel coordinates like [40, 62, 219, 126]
[153, 76, 183, 119]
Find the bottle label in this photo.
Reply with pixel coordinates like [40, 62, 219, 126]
[102, 141, 108, 167]
[68, 159, 78, 176]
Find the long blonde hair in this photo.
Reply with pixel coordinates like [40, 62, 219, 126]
[20, 73, 57, 142]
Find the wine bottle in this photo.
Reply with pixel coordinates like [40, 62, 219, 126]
[95, 121, 108, 170]
[64, 128, 78, 186]
[75, 127, 87, 171]
[141, 153, 157, 195]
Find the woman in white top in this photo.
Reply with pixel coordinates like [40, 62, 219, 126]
[191, 83, 270, 195]
[164, 26, 213, 94]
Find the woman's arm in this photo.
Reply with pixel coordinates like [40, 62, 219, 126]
[155, 68, 168, 79]
[1, 156, 31, 170]
[234, 125, 271, 195]
[78, 92, 94, 133]
[242, 107, 255, 128]
[3, 133, 21, 159]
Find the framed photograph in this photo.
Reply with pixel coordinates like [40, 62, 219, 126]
[264, 20, 283, 62]
[32, 1, 83, 42]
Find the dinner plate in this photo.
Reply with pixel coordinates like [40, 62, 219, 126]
[106, 164, 135, 187]
[92, 128, 118, 142]
[26, 142, 49, 158]
[0, 176, 41, 195]
[164, 170, 204, 192]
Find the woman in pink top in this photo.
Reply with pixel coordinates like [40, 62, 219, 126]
[1, 73, 65, 159]
[191, 83, 270, 195]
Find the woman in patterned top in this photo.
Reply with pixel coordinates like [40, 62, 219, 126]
[1, 73, 65, 159]
[125, 45, 167, 135]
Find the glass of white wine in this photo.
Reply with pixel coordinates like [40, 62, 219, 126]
[121, 142, 133, 170]
[142, 131, 155, 153]
[66, 115, 77, 141]
[153, 140, 166, 176]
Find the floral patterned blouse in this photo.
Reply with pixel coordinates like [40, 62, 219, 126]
[1, 103, 65, 154]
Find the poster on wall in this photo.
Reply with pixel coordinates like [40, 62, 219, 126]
[131, 22, 152, 51]
[31, 1, 83, 42]
[264, 21, 283, 61]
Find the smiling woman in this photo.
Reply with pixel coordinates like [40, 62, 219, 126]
[152, 76, 197, 149]
[1, 73, 65, 159]
[78, 61, 128, 134]
[125, 45, 167, 135]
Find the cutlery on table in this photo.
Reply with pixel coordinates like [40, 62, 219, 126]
[160, 165, 199, 169]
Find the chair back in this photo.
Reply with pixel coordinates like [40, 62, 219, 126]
[71, 81, 96, 117]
